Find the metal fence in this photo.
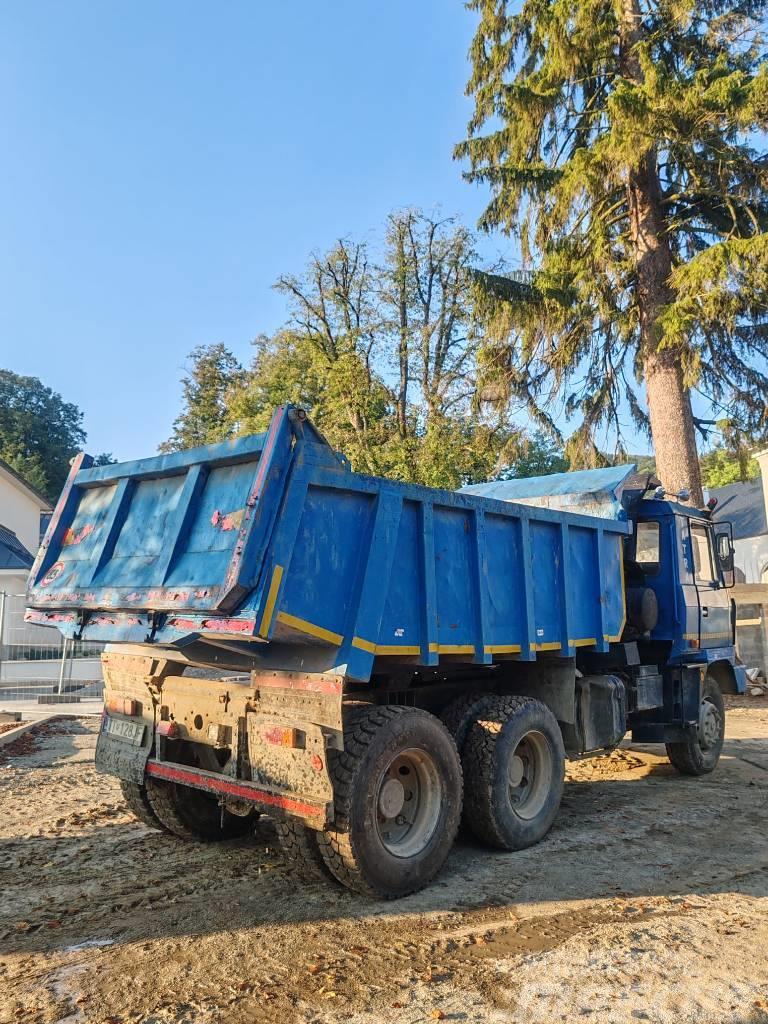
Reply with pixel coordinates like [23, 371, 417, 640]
[0, 591, 104, 703]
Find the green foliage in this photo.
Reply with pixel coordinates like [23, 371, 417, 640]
[160, 344, 247, 453]
[700, 446, 759, 487]
[699, 419, 760, 486]
[0, 368, 86, 502]
[496, 431, 569, 479]
[625, 452, 657, 478]
[175, 212, 527, 489]
[458, 0, 768, 454]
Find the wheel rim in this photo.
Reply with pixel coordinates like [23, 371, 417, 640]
[698, 698, 722, 751]
[374, 747, 442, 858]
[507, 730, 553, 821]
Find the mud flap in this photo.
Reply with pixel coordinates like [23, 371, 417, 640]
[246, 672, 343, 826]
[95, 720, 153, 785]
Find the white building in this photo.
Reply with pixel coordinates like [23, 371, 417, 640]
[0, 458, 52, 596]
[0, 460, 53, 657]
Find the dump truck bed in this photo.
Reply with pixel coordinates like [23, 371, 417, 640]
[26, 405, 630, 682]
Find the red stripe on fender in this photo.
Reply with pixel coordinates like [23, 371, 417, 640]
[145, 760, 324, 818]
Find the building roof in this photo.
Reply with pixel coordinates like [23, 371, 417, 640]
[0, 523, 34, 571]
[710, 478, 767, 540]
[0, 458, 53, 510]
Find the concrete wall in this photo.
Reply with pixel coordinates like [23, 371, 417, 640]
[0, 463, 47, 556]
[0, 657, 102, 682]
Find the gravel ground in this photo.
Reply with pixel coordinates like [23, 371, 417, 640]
[1, 700, 767, 1024]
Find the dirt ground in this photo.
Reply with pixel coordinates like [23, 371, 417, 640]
[1, 700, 767, 1024]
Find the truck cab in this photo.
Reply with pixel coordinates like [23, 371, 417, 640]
[610, 493, 745, 762]
[627, 498, 735, 657]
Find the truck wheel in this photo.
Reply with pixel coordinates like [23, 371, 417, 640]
[145, 778, 256, 841]
[463, 695, 565, 850]
[120, 780, 167, 832]
[440, 691, 497, 752]
[665, 674, 725, 776]
[275, 819, 335, 881]
[317, 705, 463, 898]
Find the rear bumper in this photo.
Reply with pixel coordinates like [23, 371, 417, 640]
[146, 760, 329, 825]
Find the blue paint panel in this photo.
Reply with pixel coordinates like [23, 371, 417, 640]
[530, 520, 562, 646]
[104, 477, 185, 568]
[567, 526, 602, 642]
[483, 513, 525, 648]
[41, 483, 120, 592]
[277, 485, 375, 641]
[378, 501, 422, 648]
[433, 506, 475, 647]
[601, 533, 625, 639]
[165, 462, 258, 587]
[26, 404, 296, 616]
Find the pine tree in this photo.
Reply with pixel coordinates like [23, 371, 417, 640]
[160, 344, 246, 452]
[457, 0, 768, 503]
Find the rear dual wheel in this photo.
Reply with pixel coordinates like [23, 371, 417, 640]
[442, 692, 565, 851]
[120, 780, 166, 832]
[279, 698, 565, 896]
[120, 778, 256, 841]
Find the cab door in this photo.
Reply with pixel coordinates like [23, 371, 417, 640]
[688, 521, 732, 647]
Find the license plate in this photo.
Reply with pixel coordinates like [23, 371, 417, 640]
[103, 715, 145, 746]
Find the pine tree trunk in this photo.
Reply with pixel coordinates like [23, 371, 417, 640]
[619, 0, 703, 504]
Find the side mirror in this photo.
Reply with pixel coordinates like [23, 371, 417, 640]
[714, 525, 735, 588]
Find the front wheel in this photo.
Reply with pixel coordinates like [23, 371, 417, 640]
[666, 674, 724, 776]
[317, 705, 463, 898]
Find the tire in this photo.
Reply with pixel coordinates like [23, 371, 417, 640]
[316, 705, 463, 898]
[120, 780, 167, 832]
[144, 777, 256, 841]
[440, 691, 497, 753]
[275, 819, 335, 882]
[463, 695, 565, 851]
[666, 674, 725, 776]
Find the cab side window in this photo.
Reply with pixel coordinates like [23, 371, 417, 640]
[690, 524, 715, 584]
[634, 520, 660, 574]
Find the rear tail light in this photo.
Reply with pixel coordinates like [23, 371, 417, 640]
[157, 720, 179, 739]
[262, 725, 302, 748]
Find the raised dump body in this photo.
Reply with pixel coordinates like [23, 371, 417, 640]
[27, 405, 628, 681]
[26, 405, 743, 899]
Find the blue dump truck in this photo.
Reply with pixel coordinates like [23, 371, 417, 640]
[25, 405, 745, 897]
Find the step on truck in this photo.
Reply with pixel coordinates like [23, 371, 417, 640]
[25, 405, 746, 897]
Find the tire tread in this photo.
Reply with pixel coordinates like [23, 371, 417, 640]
[463, 694, 563, 850]
[120, 780, 166, 832]
[317, 705, 462, 898]
[275, 819, 334, 881]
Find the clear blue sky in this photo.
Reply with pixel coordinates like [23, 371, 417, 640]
[1, 1, 649, 460]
